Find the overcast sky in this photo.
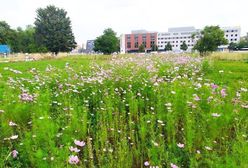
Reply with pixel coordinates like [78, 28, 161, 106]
[0, 0, 247, 46]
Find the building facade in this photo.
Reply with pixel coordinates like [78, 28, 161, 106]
[157, 27, 201, 52]
[120, 26, 241, 53]
[218, 27, 241, 51]
[86, 40, 95, 53]
[123, 30, 157, 53]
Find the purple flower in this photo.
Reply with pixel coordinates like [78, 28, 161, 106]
[170, 163, 179, 168]
[69, 146, 80, 153]
[12, 150, 18, 158]
[144, 161, 150, 166]
[68, 155, 79, 164]
[74, 140, 85, 147]
[211, 83, 218, 90]
[193, 94, 200, 101]
[19, 92, 35, 102]
[220, 89, 227, 97]
[177, 143, 185, 148]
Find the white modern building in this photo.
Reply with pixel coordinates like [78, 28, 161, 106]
[157, 27, 201, 52]
[218, 26, 241, 51]
[157, 26, 241, 52]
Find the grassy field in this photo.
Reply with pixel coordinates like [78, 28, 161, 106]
[0, 53, 247, 168]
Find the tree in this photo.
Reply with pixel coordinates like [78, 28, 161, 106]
[0, 21, 15, 44]
[193, 26, 228, 56]
[138, 44, 145, 52]
[228, 42, 238, 51]
[151, 44, 158, 51]
[164, 42, 172, 51]
[180, 41, 188, 51]
[237, 39, 248, 49]
[94, 28, 119, 54]
[34, 5, 76, 55]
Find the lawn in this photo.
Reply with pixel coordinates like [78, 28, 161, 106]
[0, 54, 247, 168]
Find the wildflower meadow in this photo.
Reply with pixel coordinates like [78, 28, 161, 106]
[0, 54, 247, 168]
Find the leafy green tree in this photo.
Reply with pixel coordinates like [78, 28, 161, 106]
[228, 42, 238, 51]
[164, 42, 172, 51]
[237, 39, 248, 49]
[138, 44, 145, 52]
[193, 26, 228, 56]
[34, 5, 76, 55]
[151, 44, 158, 51]
[180, 41, 188, 51]
[94, 28, 119, 54]
[0, 21, 15, 44]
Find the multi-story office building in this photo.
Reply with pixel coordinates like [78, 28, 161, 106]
[122, 30, 158, 53]
[157, 26, 241, 52]
[157, 27, 201, 52]
[218, 27, 241, 51]
[120, 26, 241, 53]
[222, 27, 241, 43]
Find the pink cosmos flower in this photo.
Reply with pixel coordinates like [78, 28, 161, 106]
[177, 143, 185, 148]
[9, 121, 17, 126]
[144, 161, 150, 166]
[68, 155, 79, 164]
[210, 83, 218, 90]
[170, 163, 179, 168]
[74, 140, 85, 147]
[220, 89, 227, 97]
[69, 146, 80, 153]
[19, 92, 35, 102]
[12, 150, 18, 158]
[193, 95, 200, 101]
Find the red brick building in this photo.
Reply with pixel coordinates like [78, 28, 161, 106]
[125, 30, 157, 53]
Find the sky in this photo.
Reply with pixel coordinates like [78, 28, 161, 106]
[0, 0, 247, 46]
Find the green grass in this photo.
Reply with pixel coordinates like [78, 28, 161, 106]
[0, 54, 247, 168]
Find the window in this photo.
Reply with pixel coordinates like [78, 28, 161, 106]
[142, 42, 147, 48]
[127, 42, 131, 48]
[134, 42, 139, 48]
[150, 41, 155, 46]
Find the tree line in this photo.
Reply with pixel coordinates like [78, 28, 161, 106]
[0, 5, 76, 55]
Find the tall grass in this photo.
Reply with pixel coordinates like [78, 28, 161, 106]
[0, 54, 247, 168]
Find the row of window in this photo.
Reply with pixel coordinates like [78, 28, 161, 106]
[230, 39, 238, 41]
[226, 30, 239, 33]
[158, 44, 194, 48]
[158, 40, 193, 44]
[158, 36, 198, 40]
[127, 41, 155, 49]
[158, 32, 196, 36]
[127, 34, 156, 39]
[226, 34, 238, 37]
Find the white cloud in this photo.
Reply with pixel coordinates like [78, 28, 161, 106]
[0, 0, 247, 45]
